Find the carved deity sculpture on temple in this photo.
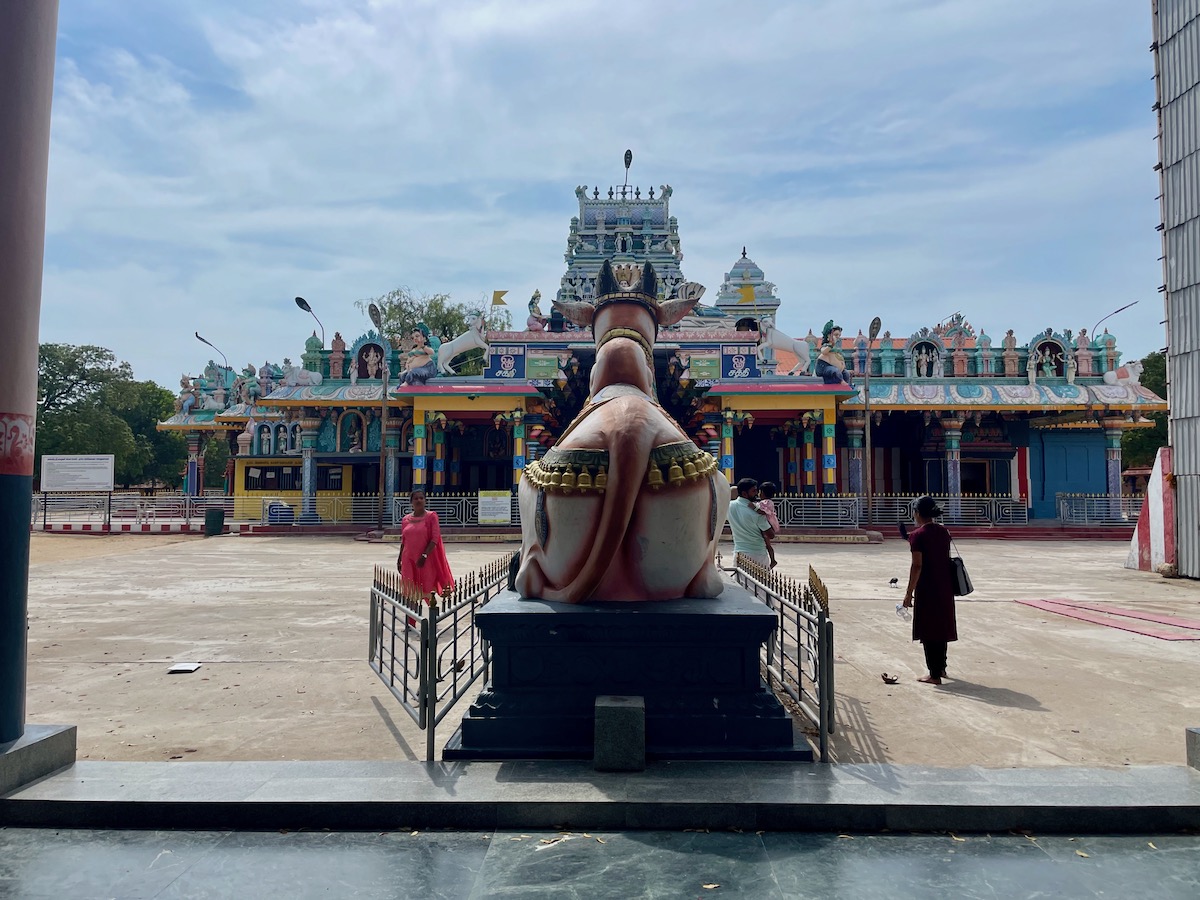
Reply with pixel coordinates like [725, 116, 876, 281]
[175, 375, 199, 415]
[1026, 350, 1038, 385]
[913, 347, 928, 378]
[815, 321, 852, 386]
[1065, 351, 1077, 385]
[526, 290, 548, 332]
[1039, 347, 1058, 379]
[516, 260, 728, 603]
[400, 324, 439, 386]
[364, 345, 382, 379]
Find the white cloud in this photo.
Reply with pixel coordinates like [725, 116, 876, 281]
[40, 0, 1165, 387]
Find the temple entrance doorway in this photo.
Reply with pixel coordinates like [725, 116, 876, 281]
[457, 461, 511, 492]
[733, 425, 784, 486]
[351, 462, 380, 494]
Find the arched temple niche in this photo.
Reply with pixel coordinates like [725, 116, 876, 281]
[486, 420, 512, 460]
[906, 329, 945, 378]
[288, 422, 301, 452]
[349, 332, 390, 381]
[1026, 330, 1071, 378]
[254, 423, 272, 456]
[273, 423, 289, 454]
[337, 410, 367, 452]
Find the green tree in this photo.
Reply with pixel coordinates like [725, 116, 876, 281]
[34, 344, 185, 488]
[1122, 351, 1168, 469]
[103, 380, 187, 487]
[204, 434, 230, 489]
[37, 343, 132, 415]
[354, 287, 512, 376]
[35, 406, 140, 483]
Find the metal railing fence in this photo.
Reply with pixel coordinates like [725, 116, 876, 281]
[733, 553, 835, 762]
[860, 493, 1029, 527]
[368, 552, 516, 761]
[259, 494, 387, 525]
[772, 495, 861, 527]
[34, 489, 1081, 532]
[31, 491, 236, 526]
[393, 493, 521, 528]
[1056, 493, 1144, 525]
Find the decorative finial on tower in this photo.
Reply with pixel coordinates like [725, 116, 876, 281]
[741, 246, 747, 259]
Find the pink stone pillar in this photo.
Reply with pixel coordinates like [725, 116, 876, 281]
[0, 1, 60, 742]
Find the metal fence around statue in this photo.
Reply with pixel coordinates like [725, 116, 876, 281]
[368, 551, 516, 760]
[733, 553, 835, 762]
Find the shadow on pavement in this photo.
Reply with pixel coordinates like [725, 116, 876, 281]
[369, 696, 419, 760]
[829, 695, 891, 764]
[935, 679, 1046, 711]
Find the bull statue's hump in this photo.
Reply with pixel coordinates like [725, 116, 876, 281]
[515, 261, 730, 603]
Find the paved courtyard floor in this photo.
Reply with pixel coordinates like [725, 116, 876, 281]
[23, 533, 1200, 767]
[2, 826, 1199, 899]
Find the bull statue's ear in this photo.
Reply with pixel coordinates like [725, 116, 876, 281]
[552, 297, 595, 328]
[596, 259, 619, 297]
[641, 262, 657, 298]
[657, 295, 699, 327]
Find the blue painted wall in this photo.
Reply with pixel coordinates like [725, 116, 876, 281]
[1026, 429, 1107, 518]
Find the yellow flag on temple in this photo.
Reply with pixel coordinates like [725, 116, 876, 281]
[738, 284, 756, 304]
[492, 290, 508, 306]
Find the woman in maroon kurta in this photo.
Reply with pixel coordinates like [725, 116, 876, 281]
[902, 495, 957, 684]
[396, 490, 453, 603]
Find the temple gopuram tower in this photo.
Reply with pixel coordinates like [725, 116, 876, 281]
[558, 184, 686, 304]
[715, 248, 782, 321]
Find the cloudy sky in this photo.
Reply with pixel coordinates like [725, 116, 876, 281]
[42, 0, 1162, 389]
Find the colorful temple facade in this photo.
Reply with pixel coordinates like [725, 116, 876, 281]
[159, 181, 1167, 523]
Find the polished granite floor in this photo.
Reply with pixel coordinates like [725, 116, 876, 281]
[1, 827, 1198, 899]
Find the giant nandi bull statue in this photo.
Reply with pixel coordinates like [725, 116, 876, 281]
[515, 260, 730, 603]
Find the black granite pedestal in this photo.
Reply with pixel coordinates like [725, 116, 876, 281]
[444, 586, 812, 761]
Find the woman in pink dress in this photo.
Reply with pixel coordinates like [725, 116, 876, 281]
[395, 489, 453, 603]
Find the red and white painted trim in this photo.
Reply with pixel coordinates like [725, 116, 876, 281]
[1126, 446, 1176, 572]
[34, 523, 256, 534]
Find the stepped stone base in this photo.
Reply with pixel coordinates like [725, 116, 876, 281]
[0, 724, 76, 797]
[445, 587, 811, 762]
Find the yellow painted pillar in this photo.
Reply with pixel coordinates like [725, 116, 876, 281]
[412, 408, 428, 492]
[432, 421, 446, 491]
[512, 409, 526, 488]
[803, 426, 816, 494]
[822, 421, 838, 494]
[820, 402, 838, 494]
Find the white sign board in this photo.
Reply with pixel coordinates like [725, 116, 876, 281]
[41, 455, 115, 492]
[478, 490, 512, 525]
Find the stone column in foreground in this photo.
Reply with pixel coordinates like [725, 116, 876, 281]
[0, 0, 60, 742]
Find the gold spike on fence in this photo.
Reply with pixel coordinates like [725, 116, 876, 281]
[808, 565, 830, 613]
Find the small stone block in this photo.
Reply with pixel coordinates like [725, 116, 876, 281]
[0, 724, 77, 796]
[1187, 727, 1200, 770]
[594, 695, 645, 772]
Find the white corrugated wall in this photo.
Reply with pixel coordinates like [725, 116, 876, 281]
[1157, 0, 1200, 577]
